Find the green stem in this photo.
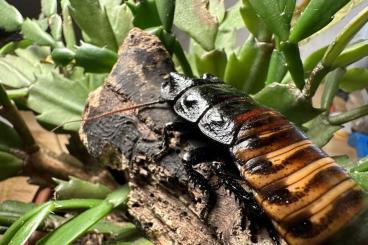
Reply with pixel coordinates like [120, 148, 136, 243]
[6, 88, 29, 99]
[329, 104, 368, 125]
[302, 64, 330, 99]
[333, 40, 368, 68]
[322, 7, 368, 67]
[321, 68, 346, 111]
[242, 41, 273, 93]
[173, 40, 193, 77]
[280, 41, 305, 90]
[265, 49, 287, 84]
[0, 84, 38, 153]
[61, 0, 76, 50]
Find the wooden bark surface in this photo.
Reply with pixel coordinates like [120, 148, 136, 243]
[80, 28, 282, 245]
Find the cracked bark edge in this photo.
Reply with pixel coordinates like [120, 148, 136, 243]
[80, 28, 283, 245]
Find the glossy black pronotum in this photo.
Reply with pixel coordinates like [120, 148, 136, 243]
[158, 72, 367, 245]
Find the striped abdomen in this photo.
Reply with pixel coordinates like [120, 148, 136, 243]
[164, 73, 366, 245]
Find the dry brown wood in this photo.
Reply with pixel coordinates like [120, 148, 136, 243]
[80, 28, 284, 245]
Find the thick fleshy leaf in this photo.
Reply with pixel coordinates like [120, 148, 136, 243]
[75, 42, 117, 73]
[0, 55, 33, 88]
[49, 14, 63, 41]
[289, 0, 351, 43]
[27, 72, 94, 131]
[0, 151, 23, 181]
[209, 0, 225, 23]
[339, 68, 368, 93]
[304, 115, 341, 147]
[105, 4, 133, 46]
[215, 1, 244, 52]
[54, 177, 111, 200]
[333, 40, 368, 68]
[352, 156, 368, 172]
[322, 7, 368, 67]
[0, 121, 22, 149]
[194, 49, 227, 80]
[224, 36, 272, 94]
[0, 0, 23, 31]
[155, 0, 175, 31]
[37, 186, 129, 245]
[253, 83, 322, 125]
[351, 172, 368, 191]
[69, 0, 118, 51]
[21, 19, 57, 47]
[51, 47, 75, 66]
[174, 0, 218, 51]
[41, 0, 57, 17]
[248, 0, 293, 41]
[240, 0, 271, 42]
[61, 0, 76, 50]
[126, 0, 161, 29]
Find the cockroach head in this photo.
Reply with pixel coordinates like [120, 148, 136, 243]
[161, 72, 194, 101]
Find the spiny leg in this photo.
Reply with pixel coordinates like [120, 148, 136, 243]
[182, 147, 228, 220]
[213, 162, 280, 245]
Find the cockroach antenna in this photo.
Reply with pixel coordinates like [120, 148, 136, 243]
[51, 99, 165, 132]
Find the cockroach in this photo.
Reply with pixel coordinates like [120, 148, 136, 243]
[76, 72, 367, 245]
[157, 72, 367, 245]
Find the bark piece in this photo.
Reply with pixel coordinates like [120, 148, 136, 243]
[80, 28, 282, 245]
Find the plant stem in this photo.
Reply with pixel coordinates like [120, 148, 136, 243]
[281, 41, 305, 90]
[6, 88, 29, 99]
[322, 7, 368, 67]
[0, 84, 38, 153]
[302, 63, 330, 99]
[329, 104, 368, 125]
[321, 68, 346, 111]
[173, 40, 193, 77]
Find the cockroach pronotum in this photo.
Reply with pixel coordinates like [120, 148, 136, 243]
[157, 72, 367, 245]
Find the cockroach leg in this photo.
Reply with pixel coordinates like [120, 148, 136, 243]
[213, 162, 280, 245]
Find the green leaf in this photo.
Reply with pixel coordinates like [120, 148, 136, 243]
[209, 0, 225, 23]
[322, 7, 368, 67]
[51, 47, 75, 66]
[49, 14, 63, 41]
[352, 156, 368, 172]
[8, 202, 55, 245]
[27, 72, 93, 131]
[54, 177, 111, 200]
[0, 151, 23, 181]
[0, 121, 22, 149]
[38, 186, 129, 245]
[333, 40, 368, 68]
[215, 1, 244, 52]
[0, 0, 23, 31]
[265, 49, 287, 84]
[69, 0, 118, 51]
[334, 155, 354, 170]
[61, 0, 76, 50]
[253, 83, 322, 125]
[280, 41, 305, 90]
[174, 0, 218, 51]
[75, 42, 117, 73]
[224, 36, 272, 94]
[126, 0, 161, 29]
[304, 115, 341, 147]
[240, 0, 271, 42]
[0, 56, 33, 88]
[41, 0, 57, 17]
[105, 4, 133, 46]
[155, 0, 175, 32]
[339, 68, 368, 93]
[289, 0, 351, 43]
[321, 68, 346, 110]
[21, 19, 57, 47]
[194, 49, 227, 80]
[0, 40, 32, 56]
[248, 0, 292, 41]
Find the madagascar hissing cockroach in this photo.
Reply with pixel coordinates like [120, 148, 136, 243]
[157, 72, 367, 245]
